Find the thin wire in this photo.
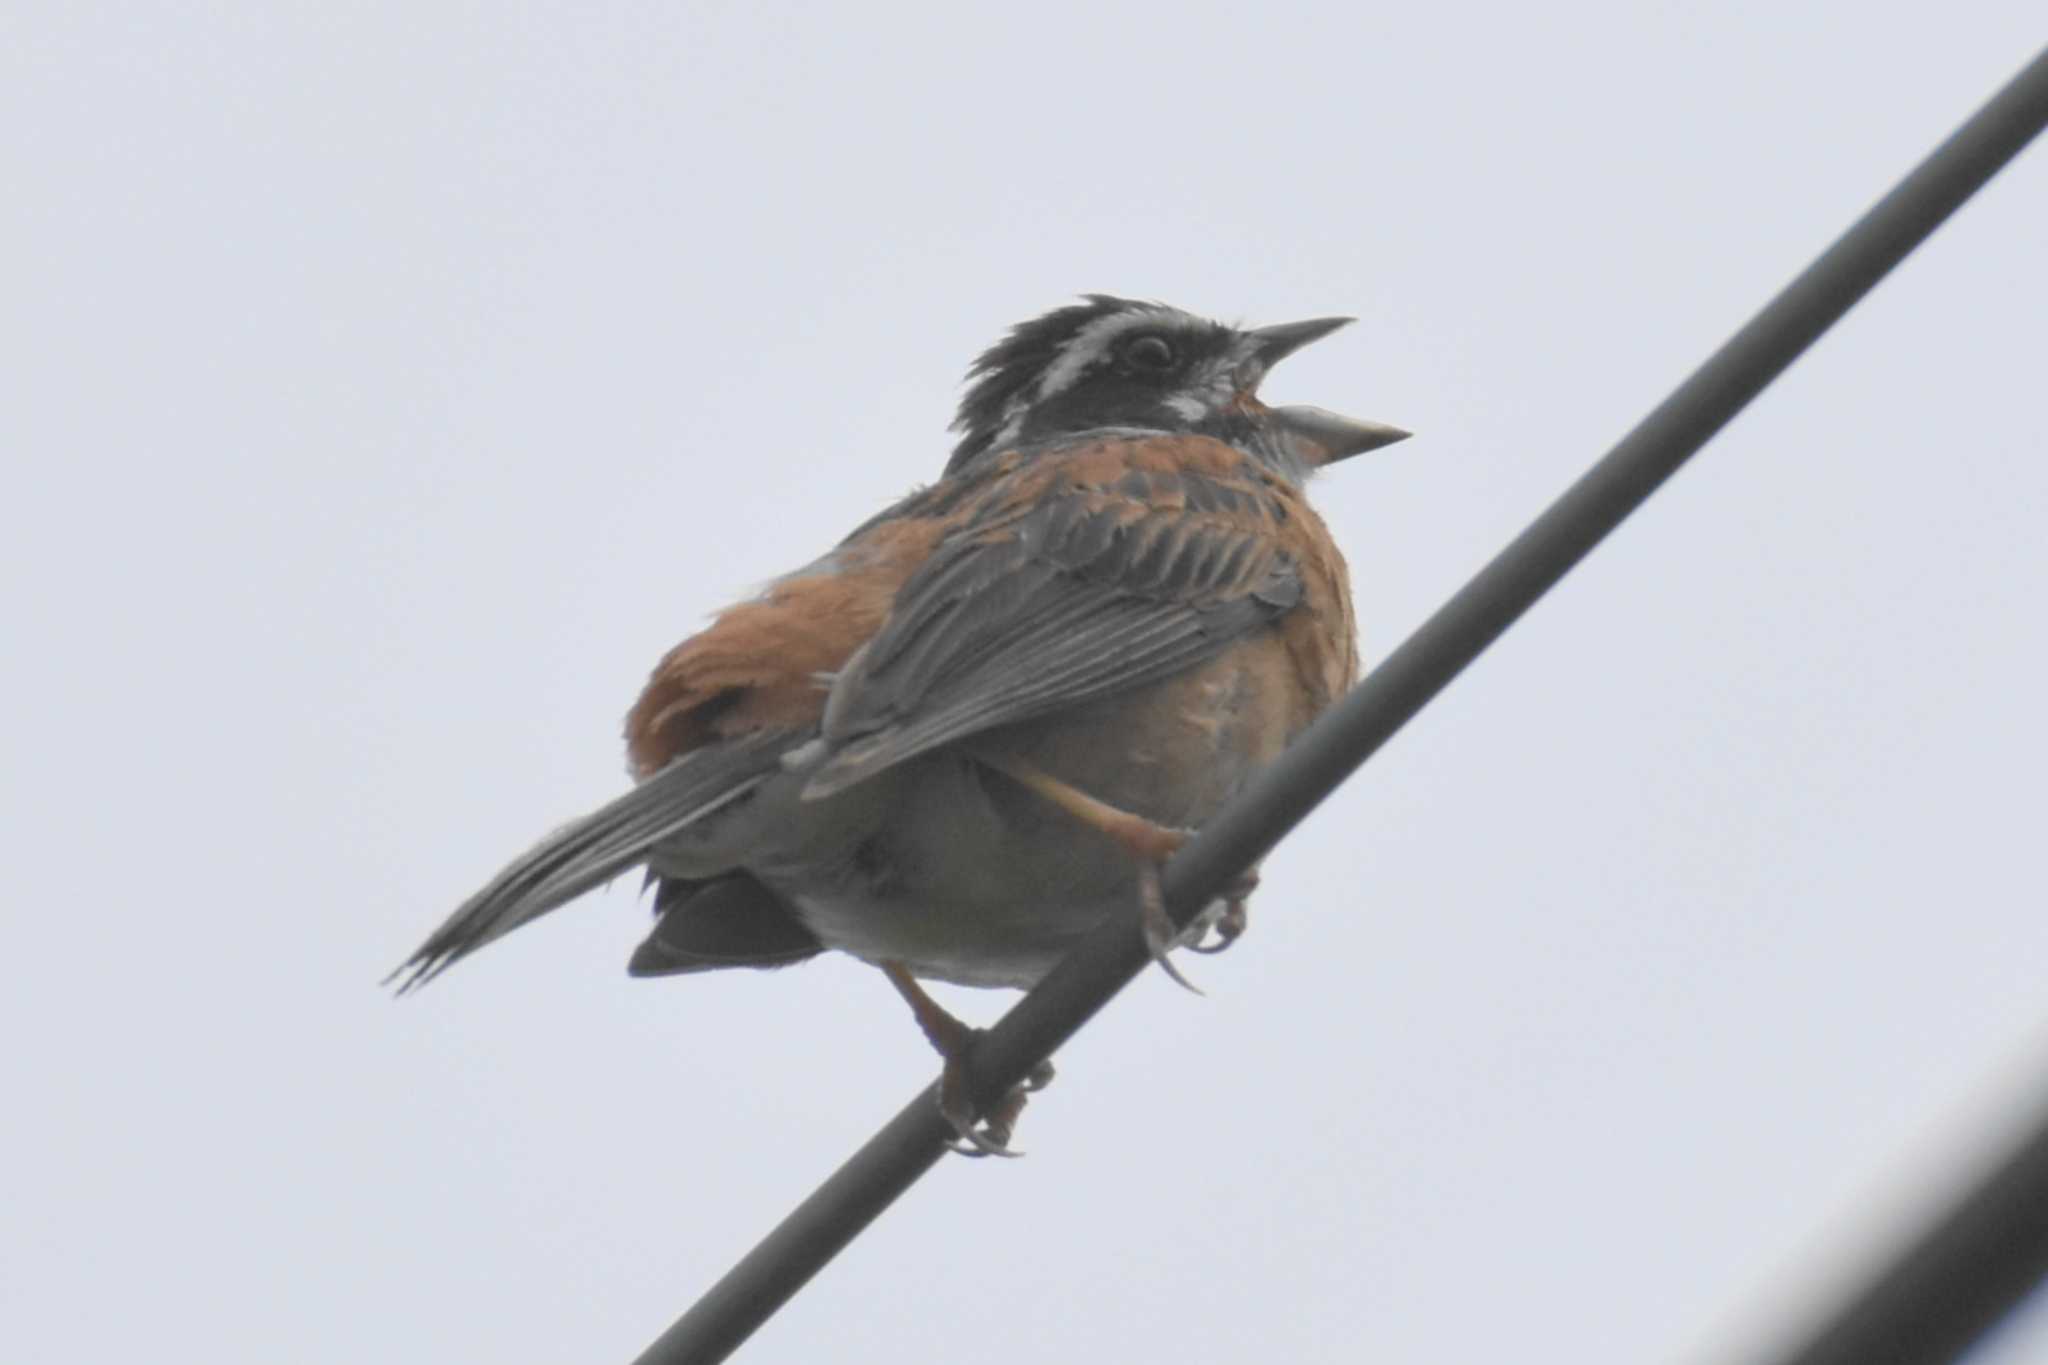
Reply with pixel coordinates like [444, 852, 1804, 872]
[1755, 1088, 2048, 1365]
[634, 45, 2048, 1365]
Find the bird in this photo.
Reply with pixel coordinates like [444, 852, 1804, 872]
[392, 295, 1408, 1152]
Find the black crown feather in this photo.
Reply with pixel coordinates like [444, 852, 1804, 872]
[946, 295, 1149, 472]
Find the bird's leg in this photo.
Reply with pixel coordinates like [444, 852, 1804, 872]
[880, 961, 1053, 1157]
[977, 753, 1226, 994]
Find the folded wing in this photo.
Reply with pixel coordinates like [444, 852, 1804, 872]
[806, 437, 1305, 797]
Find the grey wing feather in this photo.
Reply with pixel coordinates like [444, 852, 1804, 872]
[805, 478, 1299, 798]
[390, 732, 789, 992]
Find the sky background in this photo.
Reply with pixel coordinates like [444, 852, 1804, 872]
[7, 6, 2048, 1362]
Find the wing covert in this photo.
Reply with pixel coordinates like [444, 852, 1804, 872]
[806, 442, 1305, 796]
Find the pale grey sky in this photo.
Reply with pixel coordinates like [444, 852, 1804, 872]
[7, 6, 2048, 1362]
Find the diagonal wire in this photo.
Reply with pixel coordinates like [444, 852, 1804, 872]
[633, 44, 2048, 1365]
[1755, 1087, 2048, 1365]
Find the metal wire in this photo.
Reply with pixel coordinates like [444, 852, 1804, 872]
[633, 45, 2048, 1365]
[1757, 1088, 2048, 1365]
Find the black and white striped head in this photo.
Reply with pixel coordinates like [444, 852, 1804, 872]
[946, 295, 1408, 480]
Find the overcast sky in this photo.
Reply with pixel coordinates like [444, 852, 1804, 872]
[8, 6, 2048, 1363]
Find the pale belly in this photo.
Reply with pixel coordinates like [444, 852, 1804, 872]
[651, 652, 1299, 989]
[782, 743, 1249, 987]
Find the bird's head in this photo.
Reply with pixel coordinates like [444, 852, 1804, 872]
[947, 295, 1408, 479]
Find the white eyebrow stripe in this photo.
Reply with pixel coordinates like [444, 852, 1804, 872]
[1033, 306, 1180, 402]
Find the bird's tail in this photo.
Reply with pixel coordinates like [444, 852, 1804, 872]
[388, 736, 785, 993]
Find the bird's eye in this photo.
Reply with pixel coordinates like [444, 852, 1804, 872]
[1123, 334, 1177, 371]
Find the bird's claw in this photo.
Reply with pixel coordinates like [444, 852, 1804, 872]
[1187, 870, 1256, 954]
[937, 1053, 1055, 1157]
[884, 960, 1058, 1157]
[1138, 860, 1205, 995]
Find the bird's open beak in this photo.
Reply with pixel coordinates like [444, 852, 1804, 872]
[1247, 316, 1357, 368]
[1270, 404, 1410, 465]
[1246, 317, 1411, 466]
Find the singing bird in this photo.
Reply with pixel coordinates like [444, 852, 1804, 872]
[394, 296, 1407, 1150]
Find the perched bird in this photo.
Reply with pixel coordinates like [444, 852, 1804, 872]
[393, 295, 1407, 1151]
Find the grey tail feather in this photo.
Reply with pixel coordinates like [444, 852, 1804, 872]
[386, 736, 786, 994]
[626, 873, 823, 976]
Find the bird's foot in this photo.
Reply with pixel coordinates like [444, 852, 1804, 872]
[1187, 869, 1257, 954]
[938, 1049, 1057, 1157]
[1134, 849, 1204, 994]
[883, 961, 1054, 1157]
